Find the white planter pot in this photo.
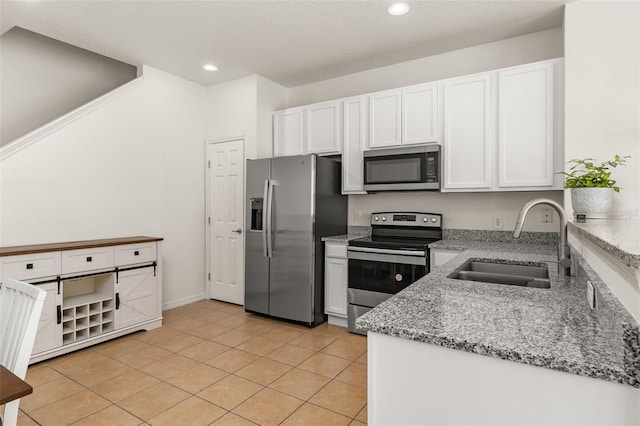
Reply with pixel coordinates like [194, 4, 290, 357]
[570, 188, 614, 219]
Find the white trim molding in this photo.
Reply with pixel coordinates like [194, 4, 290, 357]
[0, 76, 145, 161]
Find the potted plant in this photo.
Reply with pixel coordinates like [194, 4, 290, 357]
[560, 155, 629, 219]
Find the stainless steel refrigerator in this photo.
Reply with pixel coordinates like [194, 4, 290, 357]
[245, 154, 347, 327]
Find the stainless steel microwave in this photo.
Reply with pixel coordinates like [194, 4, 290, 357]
[363, 145, 441, 192]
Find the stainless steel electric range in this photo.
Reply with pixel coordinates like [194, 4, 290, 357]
[347, 211, 443, 335]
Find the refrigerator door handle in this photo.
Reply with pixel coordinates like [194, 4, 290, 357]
[266, 179, 276, 257]
[262, 179, 269, 258]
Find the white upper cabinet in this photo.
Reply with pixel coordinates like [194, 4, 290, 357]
[443, 74, 493, 190]
[442, 58, 563, 192]
[272, 58, 563, 193]
[274, 101, 341, 157]
[305, 100, 341, 155]
[368, 90, 402, 148]
[342, 96, 368, 194]
[273, 107, 304, 157]
[402, 83, 439, 145]
[367, 84, 439, 149]
[498, 61, 556, 188]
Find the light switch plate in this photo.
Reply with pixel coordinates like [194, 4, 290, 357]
[587, 280, 596, 309]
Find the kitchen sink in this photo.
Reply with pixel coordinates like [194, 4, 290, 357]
[450, 259, 551, 289]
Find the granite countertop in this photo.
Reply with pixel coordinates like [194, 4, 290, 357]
[322, 226, 371, 243]
[357, 239, 640, 388]
[568, 218, 640, 271]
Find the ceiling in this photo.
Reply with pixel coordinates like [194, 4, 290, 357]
[0, 1, 570, 88]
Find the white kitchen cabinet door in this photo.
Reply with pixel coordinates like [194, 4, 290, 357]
[342, 96, 368, 194]
[443, 74, 493, 190]
[305, 101, 341, 155]
[273, 108, 304, 157]
[402, 83, 439, 145]
[368, 90, 402, 149]
[498, 62, 555, 188]
[32, 282, 62, 355]
[115, 267, 157, 330]
[325, 243, 348, 318]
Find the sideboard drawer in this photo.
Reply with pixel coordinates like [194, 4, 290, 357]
[1, 252, 61, 281]
[115, 242, 156, 266]
[62, 247, 115, 274]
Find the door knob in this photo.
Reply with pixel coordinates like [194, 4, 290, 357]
[232, 228, 243, 234]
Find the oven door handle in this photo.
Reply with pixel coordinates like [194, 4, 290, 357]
[347, 248, 426, 266]
[347, 246, 426, 257]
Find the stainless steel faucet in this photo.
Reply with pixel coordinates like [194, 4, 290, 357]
[513, 198, 571, 276]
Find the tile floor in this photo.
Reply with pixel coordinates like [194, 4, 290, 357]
[12, 300, 368, 426]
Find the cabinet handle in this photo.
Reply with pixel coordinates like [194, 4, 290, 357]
[116, 293, 120, 310]
[57, 305, 62, 324]
[26, 263, 34, 270]
[134, 251, 139, 256]
[86, 256, 92, 262]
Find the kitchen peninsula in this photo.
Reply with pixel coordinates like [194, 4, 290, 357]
[358, 231, 640, 425]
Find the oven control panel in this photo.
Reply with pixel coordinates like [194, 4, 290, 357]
[371, 212, 441, 227]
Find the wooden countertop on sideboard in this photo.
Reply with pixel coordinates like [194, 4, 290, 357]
[0, 236, 164, 257]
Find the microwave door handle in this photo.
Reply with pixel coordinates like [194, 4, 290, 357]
[262, 179, 269, 258]
[266, 180, 276, 258]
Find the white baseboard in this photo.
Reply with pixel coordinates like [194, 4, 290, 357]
[163, 293, 206, 311]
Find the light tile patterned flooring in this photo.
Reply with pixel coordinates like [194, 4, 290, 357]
[13, 300, 368, 426]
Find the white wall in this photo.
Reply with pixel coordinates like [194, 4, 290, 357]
[289, 28, 563, 107]
[205, 75, 258, 157]
[205, 75, 287, 159]
[256, 76, 289, 159]
[0, 66, 207, 309]
[287, 28, 566, 231]
[0, 27, 137, 146]
[564, 1, 640, 218]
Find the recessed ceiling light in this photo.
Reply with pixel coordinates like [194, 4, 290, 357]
[203, 64, 218, 72]
[387, 2, 410, 16]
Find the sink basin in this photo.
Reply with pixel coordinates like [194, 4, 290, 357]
[450, 259, 551, 289]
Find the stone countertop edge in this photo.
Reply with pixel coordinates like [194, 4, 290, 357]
[322, 226, 371, 243]
[357, 240, 640, 389]
[568, 218, 640, 270]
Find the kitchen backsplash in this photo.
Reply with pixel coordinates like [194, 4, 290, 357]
[443, 229, 559, 245]
[348, 191, 564, 232]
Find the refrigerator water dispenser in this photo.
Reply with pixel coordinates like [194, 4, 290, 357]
[250, 198, 263, 231]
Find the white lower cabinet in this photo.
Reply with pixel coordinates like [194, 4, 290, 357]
[0, 237, 163, 363]
[116, 266, 158, 329]
[32, 282, 62, 354]
[324, 242, 348, 326]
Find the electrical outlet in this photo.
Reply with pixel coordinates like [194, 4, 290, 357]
[587, 280, 596, 309]
[493, 216, 503, 229]
[542, 207, 553, 223]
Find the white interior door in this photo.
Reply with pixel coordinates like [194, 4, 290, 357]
[206, 139, 244, 305]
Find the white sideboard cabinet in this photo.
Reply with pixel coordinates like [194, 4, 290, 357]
[0, 236, 163, 363]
